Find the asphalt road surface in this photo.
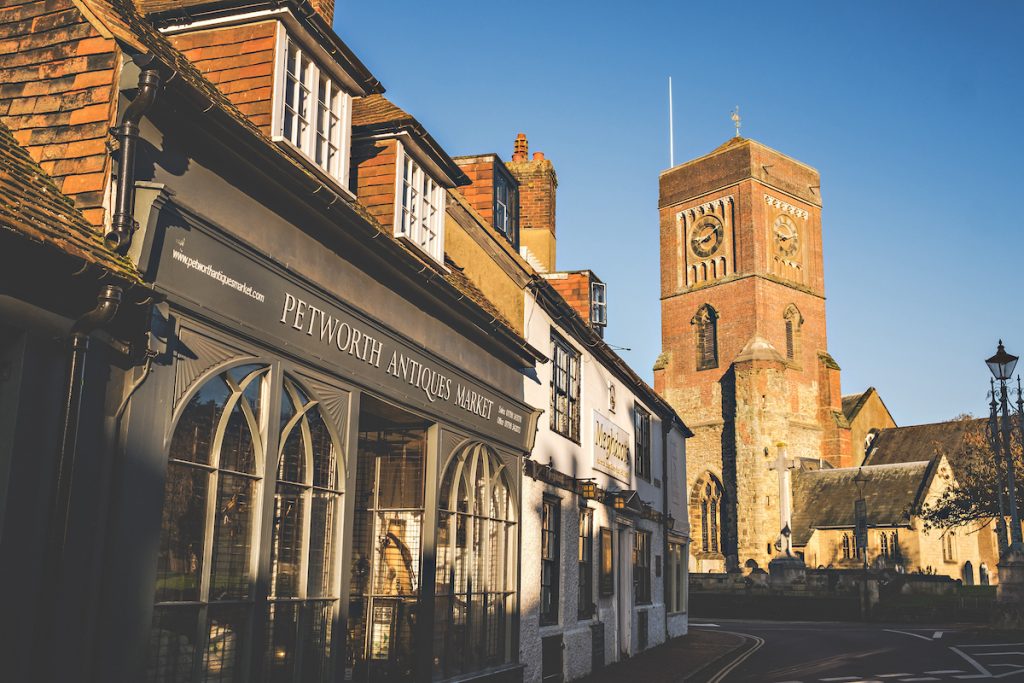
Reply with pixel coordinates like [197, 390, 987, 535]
[691, 619, 1024, 682]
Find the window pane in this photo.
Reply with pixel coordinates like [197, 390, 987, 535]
[170, 376, 231, 465]
[265, 601, 298, 682]
[202, 604, 251, 682]
[148, 606, 200, 683]
[270, 483, 304, 598]
[155, 462, 208, 603]
[307, 491, 336, 598]
[209, 472, 257, 601]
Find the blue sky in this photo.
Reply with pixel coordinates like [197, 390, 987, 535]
[337, 1, 1024, 426]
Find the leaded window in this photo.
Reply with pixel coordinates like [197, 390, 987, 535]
[783, 304, 802, 363]
[692, 305, 718, 371]
[149, 366, 346, 683]
[633, 530, 651, 605]
[278, 36, 352, 185]
[396, 145, 446, 263]
[578, 508, 594, 619]
[434, 442, 518, 676]
[698, 477, 723, 554]
[551, 333, 580, 442]
[540, 497, 560, 625]
[634, 406, 651, 481]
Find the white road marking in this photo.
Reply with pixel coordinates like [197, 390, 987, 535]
[820, 678, 862, 682]
[884, 629, 935, 642]
[692, 623, 721, 628]
[949, 646, 993, 678]
[933, 632, 944, 639]
[898, 678, 939, 682]
[924, 671, 964, 675]
[876, 676, 913, 679]
[975, 652, 1024, 657]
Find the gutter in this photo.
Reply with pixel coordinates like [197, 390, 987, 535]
[105, 56, 162, 253]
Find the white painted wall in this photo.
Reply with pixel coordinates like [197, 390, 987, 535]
[519, 292, 688, 682]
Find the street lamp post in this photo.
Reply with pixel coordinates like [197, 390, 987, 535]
[853, 468, 870, 619]
[988, 379, 1010, 557]
[987, 341, 1023, 551]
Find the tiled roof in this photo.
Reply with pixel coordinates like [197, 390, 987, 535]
[865, 419, 982, 469]
[791, 461, 933, 546]
[842, 389, 871, 421]
[352, 94, 414, 128]
[352, 94, 468, 187]
[0, 119, 140, 281]
[69, 0, 536, 363]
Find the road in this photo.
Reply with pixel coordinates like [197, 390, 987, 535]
[691, 619, 1024, 682]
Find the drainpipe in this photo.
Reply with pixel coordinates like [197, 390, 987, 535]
[34, 284, 122, 681]
[661, 419, 671, 639]
[105, 58, 161, 254]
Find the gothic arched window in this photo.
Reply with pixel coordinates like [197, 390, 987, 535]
[692, 304, 719, 371]
[783, 304, 803, 363]
[880, 530, 889, 558]
[434, 442, 517, 677]
[841, 533, 851, 559]
[149, 365, 345, 683]
[697, 476, 724, 554]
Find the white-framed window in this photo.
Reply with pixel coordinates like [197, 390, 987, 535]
[274, 33, 352, 186]
[393, 143, 446, 264]
[493, 173, 518, 248]
[590, 281, 607, 329]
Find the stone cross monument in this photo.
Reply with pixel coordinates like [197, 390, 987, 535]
[768, 443, 797, 557]
[767, 442, 805, 585]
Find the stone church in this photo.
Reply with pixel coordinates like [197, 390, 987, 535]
[653, 136, 995, 579]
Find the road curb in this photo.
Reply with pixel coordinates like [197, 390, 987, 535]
[683, 630, 764, 683]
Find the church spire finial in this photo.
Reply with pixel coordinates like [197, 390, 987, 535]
[731, 106, 741, 138]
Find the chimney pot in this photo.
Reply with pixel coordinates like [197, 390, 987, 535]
[512, 133, 528, 161]
[533, 151, 545, 161]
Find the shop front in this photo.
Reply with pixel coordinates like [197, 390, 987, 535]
[104, 200, 540, 683]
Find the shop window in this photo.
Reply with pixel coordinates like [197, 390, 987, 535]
[598, 528, 614, 597]
[433, 441, 518, 676]
[578, 507, 594, 619]
[633, 530, 651, 605]
[634, 406, 651, 481]
[540, 497, 561, 625]
[148, 365, 345, 683]
[348, 397, 428, 682]
[551, 333, 580, 442]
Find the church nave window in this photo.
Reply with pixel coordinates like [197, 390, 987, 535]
[692, 305, 719, 371]
[697, 476, 724, 555]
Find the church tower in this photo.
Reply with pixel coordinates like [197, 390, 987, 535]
[654, 137, 851, 572]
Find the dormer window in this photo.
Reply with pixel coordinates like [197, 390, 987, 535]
[275, 35, 352, 185]
[395, 144, 446, 263]
[591, 281, 607, 331]
[494, 173, 519, 248]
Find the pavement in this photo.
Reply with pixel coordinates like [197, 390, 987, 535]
[576, 620, 1024, 683]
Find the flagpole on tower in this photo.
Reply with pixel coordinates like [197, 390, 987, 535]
[668, 76, 675, 168]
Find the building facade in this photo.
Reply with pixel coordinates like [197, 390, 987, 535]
[1, 3, 692, 682]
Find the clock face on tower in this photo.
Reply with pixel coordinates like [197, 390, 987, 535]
[773, 215, 799, 258]
[690, 215, 724, 258]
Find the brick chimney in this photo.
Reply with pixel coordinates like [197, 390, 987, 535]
[506, 133, 557, 272]
[308, 0, 335, 25]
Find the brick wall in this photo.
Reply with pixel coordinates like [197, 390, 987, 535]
[544, 271, 593, 325]
[454, 155, 495, 225]
[168, 21, 277, 135]
[0, 0, 119, 226]
[349, 137, 397, 229]
[658, 138, 852, 569]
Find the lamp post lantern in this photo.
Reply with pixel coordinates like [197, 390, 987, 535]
[987, 341, 1023, 553]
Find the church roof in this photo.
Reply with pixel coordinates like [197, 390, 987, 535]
[864, 419, 981, 469]
[791, 461, 933, 546]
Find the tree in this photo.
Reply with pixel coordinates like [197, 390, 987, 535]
[920, 417, 1023, 542]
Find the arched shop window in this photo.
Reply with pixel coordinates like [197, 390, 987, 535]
[148, 364, 345, 683]
[434, 442, 518, 677]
